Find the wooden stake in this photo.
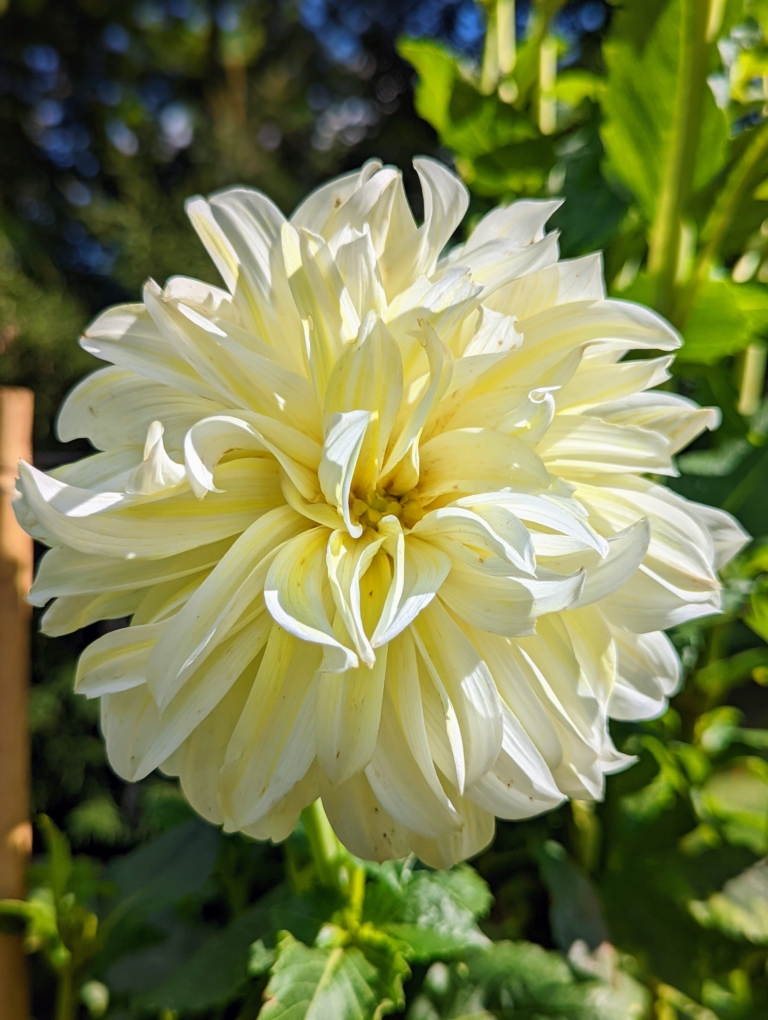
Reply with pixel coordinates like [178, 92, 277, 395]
[0, 387, 33, 1020]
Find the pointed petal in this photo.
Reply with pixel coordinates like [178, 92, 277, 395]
[372, 521, 451, 647]
[220, 627, 321, 827]
[147, 505, 308, 709]
[412, 600, 503, 790]
[264, 528, 358, 672]
[318, 410, 371, 537]
[16, 458, 281, 558]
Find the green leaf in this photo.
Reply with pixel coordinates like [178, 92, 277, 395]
[690, 856, 768, 943]
[397, 36, 555, 198]
[619, 272, 760, 364]
[695, 649, 768, 701]
[694, 761, 768, 853]
[534, 840, 610, 952]
[601, 0, 729, 219]
[108, 818, 220, 911]
[140, 898, 276, 1011]
[258, 932, 397, 1020]
[415, 941, 649, 1020]
[364, 865, 491, 963]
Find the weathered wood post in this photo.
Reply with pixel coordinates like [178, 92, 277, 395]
[0, 387, 34, 1020]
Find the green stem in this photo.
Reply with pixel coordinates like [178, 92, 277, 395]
[647, 0, 712, 321]
[480, 2, 499, 95]
[55, 965, 78, 1020]
[497, 0, 516, 76]
[678, 121, 768, 324]
[301, 800, 344, 890]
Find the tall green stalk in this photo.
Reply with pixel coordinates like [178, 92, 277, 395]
[55, 965, 77, 1020]
[647, 0, 713, 321]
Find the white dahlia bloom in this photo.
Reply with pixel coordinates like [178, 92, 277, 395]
[17, 159, 748, 867]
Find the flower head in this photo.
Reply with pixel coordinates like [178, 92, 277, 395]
[17, 159, 748, 867]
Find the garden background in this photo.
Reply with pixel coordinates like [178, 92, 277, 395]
[3, 0, 768, 1017]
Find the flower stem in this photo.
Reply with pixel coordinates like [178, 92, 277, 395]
[301, 800, 344, 890]
[647, 0, 712, 321]
[678, 121, 768, 324]
[55, 965, 77, 1020]
[480, 2, 500, 95]
[497, 0, 516, 76]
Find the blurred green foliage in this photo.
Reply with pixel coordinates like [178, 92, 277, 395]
[6, 0, 768, 1017]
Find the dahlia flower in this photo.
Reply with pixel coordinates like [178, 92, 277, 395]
[16, 159, 748, 867]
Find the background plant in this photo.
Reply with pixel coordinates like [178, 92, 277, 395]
[4, 0, 768, 1017]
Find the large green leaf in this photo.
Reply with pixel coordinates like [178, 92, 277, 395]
[535, 840, 610, 952]
[397, 37, 554, 197]
[601, 0, 729, 219]
[409, 941, 649, 1020]
[258, 932, 397, 1020]
[139, 897, 277, 1011]
[691, 856, 768, 943]
[107, 818, 220, 911]
[364, 864, 491, 962]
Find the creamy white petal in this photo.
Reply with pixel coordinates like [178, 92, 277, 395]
[318, 410, 371, 537]
[29, 538, 236, 605]
[16, 458, 281, 558]
[413, 600, 503, 791]
[146, 505, 308, 709]
[365, 631, 460, 837]
[41, 589, 143, 637]
[264, 528, 358, 672]
[56, 367, 228, 452]
[418, 428, 551, 502]
[76, 623, 163, 698]
[220, 627, 321, 827]
[290, 160, 382, 236]
[372, 521, 451, 647]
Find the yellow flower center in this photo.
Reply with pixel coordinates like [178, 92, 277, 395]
[352, 487, 426, 531]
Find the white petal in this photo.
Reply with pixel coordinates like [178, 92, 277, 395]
[220, 627, 321, 827]
[147, 505, 308, 709]
[572, 519, 651, 608]
[412, 505, 535, 576]
[184, 413, 321, 501]
[556, 355, 674, 413]
[29, 538, 236, 605]
[412, 600, 503, 790]
[462, 305, 523, 357]
[80, 303, 223, 401]
[418, 428, 551, 503]
[333, 227, 387, 318]
[282, 223, 360, 399]
[316, 641, 388, 786]
[365, 630, 460, 836]
[126, 422, 186, 495]
[16, 458, 282, 558]
[326, 531, 385, 666]
[321, 771, 413, 862]
[290, 160, 382, 236]
[608, 628, 682, 721]
[41, 589, 143, 637]
[264, 528, 358, 672]
[102, 618, 269, 782]
[76, 623, 163, 698]
[161, 667, 254, 825]
[372, 521, 451, 647]
[439, 561, 584, 636]
[537, 415, 675, 477]
[56, 367, 228, 452]
[467, 703, 565, 820]
[323, 314, 403, 494]
[379, 157, 469, 295]
[318, 410, 371, 537]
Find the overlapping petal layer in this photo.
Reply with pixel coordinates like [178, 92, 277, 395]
[17, 158, 749, 867]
